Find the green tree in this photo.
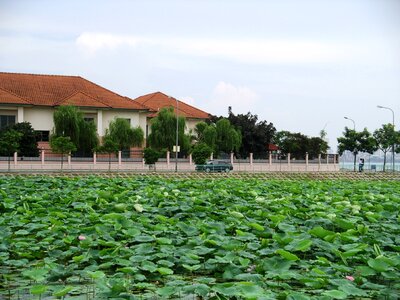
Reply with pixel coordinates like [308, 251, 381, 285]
[96, 135, 119, 171]
[195, 122, 217, 152]
[191, 143, 213, 165]
[0, 129, 22, 171]
[148, 107, 190, 154]
[337, 127, 377, 172]
[53, 106, 81, 147]
[49, 136, 77, 170]
[143, 147, 160, 170]
[308, 137, 329, 159]
[215, 118, 242, 155]
[78, 119, 99, 157]
[373, 124, 400, 172]
[275, 131, 328, 160]
[227, 109, 276, 159]
[53, 105, 98, 156]
[5, 122, 39, 157]
[107, 118, 144, 153]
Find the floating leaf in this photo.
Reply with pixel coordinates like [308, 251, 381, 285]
[276, 249, 299, 261]
[156, 267, 174, 275]
[53, 286, 74, 297]
[30, 285, 48, 295]
[322, 290, 347, 299]
[368, 258, 391, 272]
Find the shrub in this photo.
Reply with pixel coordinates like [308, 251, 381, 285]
[192, 143, 212, 165]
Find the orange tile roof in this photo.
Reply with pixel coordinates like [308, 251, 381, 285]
[134, 92, 210, 119]
[0, 72, 148, 110]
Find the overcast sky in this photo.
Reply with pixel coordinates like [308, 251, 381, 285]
[1, 0, 399, 152]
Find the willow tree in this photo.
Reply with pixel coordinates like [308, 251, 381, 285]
[53, 105, 82, 147]
[148, 107, 189, 153]
[105, 118, 144, 151]
[215, 118, 242, 155]
[53, 105, 98, 156]
[79, 119, 99, 157]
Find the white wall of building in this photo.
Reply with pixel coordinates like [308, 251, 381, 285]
[186, 119, 201, 133]
[2, 106, 147, 138]
[24, 107, 54, 130]
[101, 110, 146, 136]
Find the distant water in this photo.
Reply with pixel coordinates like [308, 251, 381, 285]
[339, 161, 399, 172]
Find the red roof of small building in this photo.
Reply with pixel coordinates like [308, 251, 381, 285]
[134, 92, 210, 119]
[267, 143, 280, 151]
[0, 72, 148, 110]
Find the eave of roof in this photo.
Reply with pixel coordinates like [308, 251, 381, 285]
[0, 72, 149, 111]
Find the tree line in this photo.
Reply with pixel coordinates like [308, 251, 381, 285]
[0, 105, 332, 169]
[4, 104, 397, 171]
[337, 124, 400, 172]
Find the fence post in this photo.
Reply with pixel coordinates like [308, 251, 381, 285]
[167, 151, 170, 166]
[306, 152, 309, 171]
[318, 154, 321, 171]
[250, 153, 253, 166]
[14, 152, 17, 166]
[118, 151, 122, 166]
[269, 151, 272, 166]
[230, 152, 234, 164]
[41, 150, 45, 165]
[93, 152, 97, 165]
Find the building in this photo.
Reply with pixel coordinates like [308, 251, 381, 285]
[134, 91, 210, 138]
[0, 72, 150, 149]
[0, 72, 210, 154]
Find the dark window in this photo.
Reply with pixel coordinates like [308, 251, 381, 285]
[84, 117, 95, 123]
[0, 115, 16, 129]
[35, 131, 50, 142]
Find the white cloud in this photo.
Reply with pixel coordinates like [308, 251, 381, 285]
[205, 81, 259, 116]
[75, 32, 358, 64]
[76, 32, 143, 53]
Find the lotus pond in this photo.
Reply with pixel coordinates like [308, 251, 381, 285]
[0, 176, 399, 299]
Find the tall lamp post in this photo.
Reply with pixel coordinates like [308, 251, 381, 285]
[344, 116, 356, 171]
[377, 105, 395, 172]
[344, 116, 355, 130]
[175, 98, 179, 172]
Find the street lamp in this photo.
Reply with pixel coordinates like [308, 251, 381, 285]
[344, 116, 357, 172]
[344, 116, 355, 130]
[377, 105, 395, 172]
[175, 98, 179, 172]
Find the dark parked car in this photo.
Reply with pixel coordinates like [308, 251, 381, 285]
[195, 160, 233, 172]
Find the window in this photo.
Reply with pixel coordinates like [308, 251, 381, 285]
[35, 131, 50, 142]
[0, 115, 16, 129]
[84, 117, 95, 123]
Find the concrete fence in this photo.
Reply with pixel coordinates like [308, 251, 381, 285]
[0, 151, 340, 172]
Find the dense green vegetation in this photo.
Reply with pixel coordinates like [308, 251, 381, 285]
[0, 177, 399, 299]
